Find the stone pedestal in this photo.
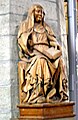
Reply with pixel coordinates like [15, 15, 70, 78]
[16, 102, 75, 120]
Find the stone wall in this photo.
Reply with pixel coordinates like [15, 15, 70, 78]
[0, 0, 11, 120]
[0, 0, 68, 119]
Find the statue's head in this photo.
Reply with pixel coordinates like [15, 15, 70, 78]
[27, 4, 45, 26]
[34, 4, 45, 23]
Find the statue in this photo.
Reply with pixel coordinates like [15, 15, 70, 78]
[17, 4, 68, 104]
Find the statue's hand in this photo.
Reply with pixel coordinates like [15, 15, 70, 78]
[52, 42, 62, 53]
[28, 39, 33, 47]
[52, 42, 61, 51]
[51, 42, 58, 50]
[57, 44, 62, 51]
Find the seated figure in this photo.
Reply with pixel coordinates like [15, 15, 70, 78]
[17, 4, 68, 104]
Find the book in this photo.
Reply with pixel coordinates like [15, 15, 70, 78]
[43, 47, 62, 60]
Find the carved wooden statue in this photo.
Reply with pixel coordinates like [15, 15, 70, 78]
[17, 4, 68, 104]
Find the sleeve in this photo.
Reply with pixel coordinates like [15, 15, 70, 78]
[17, 21, 34, 61]
[44, 23, 62, 51]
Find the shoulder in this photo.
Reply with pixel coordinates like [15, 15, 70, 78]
[18, 20, 33, 38]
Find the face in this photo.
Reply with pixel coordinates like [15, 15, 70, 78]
[34, 6, 44, 23]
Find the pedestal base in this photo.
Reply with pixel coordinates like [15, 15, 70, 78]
[17, 102, 75, 119]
